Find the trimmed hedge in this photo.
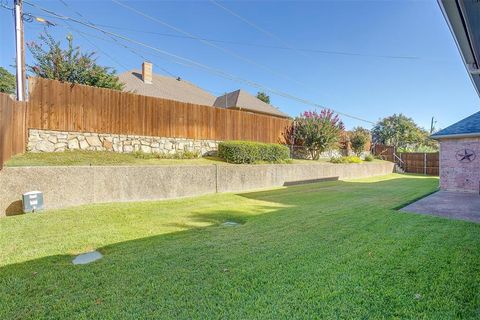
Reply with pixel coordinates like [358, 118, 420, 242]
[218, 141, 290, 164]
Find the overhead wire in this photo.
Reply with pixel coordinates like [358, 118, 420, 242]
[22, 0, 375, 124]
[30, 17, 209, 77]
[89, 23, 424, 60]
[110, 0, 306, 86]
[58, 0, 177, 77]
[24, 15, 234, 97]
[209, 0, 312, 59]
[57, 0, 171, 76]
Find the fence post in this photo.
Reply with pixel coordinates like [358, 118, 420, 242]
[424, 153, 427, 175]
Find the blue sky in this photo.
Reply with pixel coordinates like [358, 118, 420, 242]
[1, 0, 479, 130]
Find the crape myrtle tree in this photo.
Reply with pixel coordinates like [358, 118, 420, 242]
[0, 67, 15, 94]
[27, 33, 124, 90]
[288, 109, 345, 160]
[349, 127, 371, 156]
[372, 113, 437, 151]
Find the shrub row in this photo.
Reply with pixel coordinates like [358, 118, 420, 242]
[329, 155, 363, 164]
[218, 141, 290, 164]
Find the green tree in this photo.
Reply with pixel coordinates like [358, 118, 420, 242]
[27, 33, 124, 90]
[256, 91, 270, 104]
[372, 114, 437, 151]
[291, 109, 344, 160]
[0, 67, 15, 94]
[349, 127, 371, 155]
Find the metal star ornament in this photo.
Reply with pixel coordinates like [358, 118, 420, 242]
[455, 149, 476, 163]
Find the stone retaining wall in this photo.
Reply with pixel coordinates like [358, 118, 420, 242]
[27, 129, 368, 159]
[27, 129, 219, 155]
[0, 162, 394, 216]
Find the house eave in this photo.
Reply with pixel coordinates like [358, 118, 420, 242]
[431, 132, 480, 140]
[438, 0, 480, 97]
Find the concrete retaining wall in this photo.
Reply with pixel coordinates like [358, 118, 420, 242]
[0, 162, 394, 216]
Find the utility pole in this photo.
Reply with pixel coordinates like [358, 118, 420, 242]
[430, 116, 436, 134]
[14, 0, 26, 101]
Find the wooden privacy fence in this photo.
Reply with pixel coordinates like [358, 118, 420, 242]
[0, 78, 292, 167]
[0, 93, 27, 170]
[399, 152, 439, 176]
[373, 144, 395, 162]
[27, 78, 292, 143]
[373, 144, 439, 176]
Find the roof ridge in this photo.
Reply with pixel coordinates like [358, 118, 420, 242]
[232, 89, 240, 106]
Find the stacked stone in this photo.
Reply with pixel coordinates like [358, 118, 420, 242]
[27, 129, 219, 156]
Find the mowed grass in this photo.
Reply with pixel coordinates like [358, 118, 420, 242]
[1, 174, 480, 318]
[5, 150, 340, 167]
[5, 150, 226, 166]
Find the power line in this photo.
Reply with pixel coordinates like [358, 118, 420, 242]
[0, 1, 430, 61]
[209, 0, 312, 59]
[22, 0, 375, 124]
[91, 23, 424, 61]
[21, 7, 247, 97]
[30, 18, 204, 77]
[110, 0, 305, 86]
[53, 3, 129, 71]
[57, 0, 177, 77]
[30, 19, 224, 97]
[23, 0, 374, 124]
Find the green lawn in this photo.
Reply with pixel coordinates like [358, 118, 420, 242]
[5, 150, 227, 167]
[1, 174, 479, 318]
[5, 150, 336, 166]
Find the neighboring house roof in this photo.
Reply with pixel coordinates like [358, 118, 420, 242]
[214, 89, 290, 118]
[431, 111, 480, 139]
[119, 70, 217, 106]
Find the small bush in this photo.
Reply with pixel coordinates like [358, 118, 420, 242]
[364, 154, 374, 162]
[329, 155, 363, 164]
[218, 141, 290, 164]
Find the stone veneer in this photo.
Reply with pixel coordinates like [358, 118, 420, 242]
[439, 137, 480, 193]
[27, 129, 219, 155]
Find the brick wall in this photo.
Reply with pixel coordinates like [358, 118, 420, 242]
[439, 137, 480, 193]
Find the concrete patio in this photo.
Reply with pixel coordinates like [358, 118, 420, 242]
[401, 191, 480, 223]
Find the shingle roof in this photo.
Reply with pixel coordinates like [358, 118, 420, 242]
[214, 89, 290, 118]
[431, 111, 480, 139]
[119, 70, 217, 105]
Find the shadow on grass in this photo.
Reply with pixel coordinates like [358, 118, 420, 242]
[392, 189, 440, 211]
[5, 200, 23, 216]
[0, 174, 449, 319]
